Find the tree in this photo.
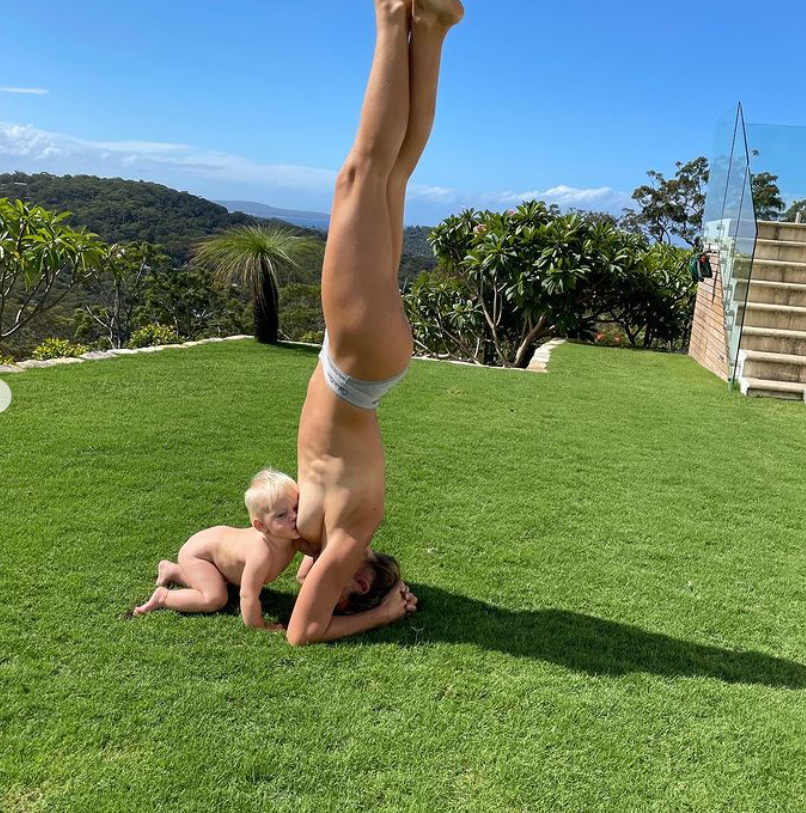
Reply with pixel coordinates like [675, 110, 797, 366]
[191, 225, 324, 344]
[0, 198, 104, 342]
[279, 283, 325, 342]
[601, 243, 696, 349]
[751, 172, 785, 221]
[408, 202, 693, 368]
[141, 262, 250, 341]
[782, 198, 806, 223]
[621, 157, 709, 246]
[80, 242, 170, 348]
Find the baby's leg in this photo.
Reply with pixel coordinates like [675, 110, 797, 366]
[156, 559, 188, 587]
[134, 554, 228, 616]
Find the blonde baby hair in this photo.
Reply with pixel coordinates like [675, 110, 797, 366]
[244, 468, 297, 521]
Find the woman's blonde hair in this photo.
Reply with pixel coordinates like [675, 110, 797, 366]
[244, 468, 297, 520]
[338, 553, 401, 615]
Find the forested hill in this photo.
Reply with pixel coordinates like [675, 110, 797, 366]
[0, 172, 437, 279]
[0, 173, 315, 265]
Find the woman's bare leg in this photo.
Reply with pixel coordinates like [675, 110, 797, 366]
[323, 0, 460, 380]
[388, 0, 464, 272]
[321, 0, 411, 380]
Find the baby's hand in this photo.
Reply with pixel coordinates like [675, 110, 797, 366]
[380, 581, 418, 623]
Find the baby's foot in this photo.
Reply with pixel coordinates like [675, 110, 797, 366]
[414, 0, 464, 28]
[132, 587, 168, 616]
[156, 560, 173, 586]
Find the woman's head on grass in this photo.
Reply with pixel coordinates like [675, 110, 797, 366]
[245, 468, 300, 541]
[336, 550, 401, 615]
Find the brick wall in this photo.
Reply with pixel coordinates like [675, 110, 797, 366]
[689, 249, 729, 381]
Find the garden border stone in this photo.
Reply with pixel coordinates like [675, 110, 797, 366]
[0, 335, 255, 376]
[0, 335, 566, 377]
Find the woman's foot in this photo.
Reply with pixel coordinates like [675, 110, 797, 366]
[414, 0, 464, 28]
[133, 587, 168, 616]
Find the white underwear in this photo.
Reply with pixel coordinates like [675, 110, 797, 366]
[319, 332, 408, 410]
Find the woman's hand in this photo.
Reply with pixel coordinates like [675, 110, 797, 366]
[380, 581, 418, 623]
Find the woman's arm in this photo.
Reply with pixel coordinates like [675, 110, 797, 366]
[285, 530, 406, 646]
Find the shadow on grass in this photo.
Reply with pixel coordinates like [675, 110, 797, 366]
[218, 584, 297, 619]
[221, 584, 805, 688]
[397, 585, 806, 689]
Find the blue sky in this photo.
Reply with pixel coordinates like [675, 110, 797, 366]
[2, 0, 806, 224]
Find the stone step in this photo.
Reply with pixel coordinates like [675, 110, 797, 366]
[754, 239, 806, 264]
[739, 376, 806, 401]
[742, 326, 806, 356]
[744, 302, 806, 332]
[757, 220, 806, 242]
[738, 349, 806, 383]
[751, 259, 806, 284]
[747, 279, 806, 307]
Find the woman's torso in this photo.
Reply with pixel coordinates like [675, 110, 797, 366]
[296, 365, 386, 550]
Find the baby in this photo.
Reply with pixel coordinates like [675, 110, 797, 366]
[133, 468, 303, 628]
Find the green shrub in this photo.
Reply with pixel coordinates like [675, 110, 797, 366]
[593, 328, 627, 348]
[32, 338, 89, 360]
[279, 284, 324, 341]
[409, 202, 697, 367]
[127, 324, 180, 349]
[0, 352, 16, 366]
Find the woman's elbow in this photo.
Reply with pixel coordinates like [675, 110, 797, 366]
[285, 623, 322, 647]
[286, 630, 308, 647]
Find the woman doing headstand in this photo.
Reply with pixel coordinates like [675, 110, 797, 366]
[288, 0, 464, 645]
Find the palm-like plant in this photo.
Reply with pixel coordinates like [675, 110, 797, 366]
[192, 224, 323, 344]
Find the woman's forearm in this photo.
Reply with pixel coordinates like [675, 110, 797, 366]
[286, 606, 389, 645]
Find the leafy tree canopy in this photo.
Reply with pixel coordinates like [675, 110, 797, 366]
[621, 157, 709, 247]
[751, 172, 785, 221]
[782, 198, 806, 223]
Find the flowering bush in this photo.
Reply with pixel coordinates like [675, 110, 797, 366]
[594, 329, 626, 348]
[404, 202, 696, 367]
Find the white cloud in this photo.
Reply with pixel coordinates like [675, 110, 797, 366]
[0, 120, 337, 203]
[478, 184, 632, 211]
[409, 181, 632, 215]
[0, 120, 631, 222]
[0, 87, 49, 95]
[408, 183, 458, 203]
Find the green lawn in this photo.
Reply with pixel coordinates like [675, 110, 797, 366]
[1, 341, 804, 813]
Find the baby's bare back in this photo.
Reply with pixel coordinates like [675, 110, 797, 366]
[182, 526, 296, 587]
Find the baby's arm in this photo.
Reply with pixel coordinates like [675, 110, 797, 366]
[240, 551, 272, 628]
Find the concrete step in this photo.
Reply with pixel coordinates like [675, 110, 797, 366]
[744, 302, 806, 331]
[742, 326, 806, 356]
[747, 279, 806, 307]
[751, 259, 806, 284]
[757, 220, 806, 242]
[754, 239, 806, 264]
[738, 349, 806, 383]
[739, 376, 806, 401]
